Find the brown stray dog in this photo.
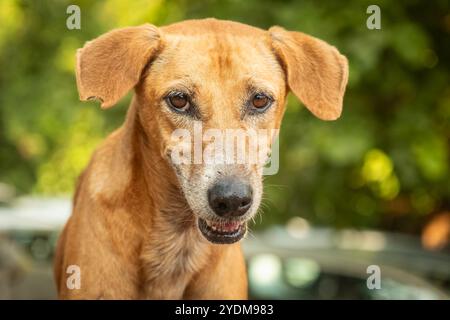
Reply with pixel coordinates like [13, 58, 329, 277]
[54, 18, 348, 299]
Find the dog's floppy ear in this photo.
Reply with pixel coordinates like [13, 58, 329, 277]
[76, 24, 162, 108]
[269, 26, 348, 120]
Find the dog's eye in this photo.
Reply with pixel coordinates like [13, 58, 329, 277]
[251, 93, 272, 112]
[167, 92, 190, 112]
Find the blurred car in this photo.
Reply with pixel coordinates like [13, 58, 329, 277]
[244, 218, 450, 299]
[0, 198, 449, 299]
[0, 197, 68, 299]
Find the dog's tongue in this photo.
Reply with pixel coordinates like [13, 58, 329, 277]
[222, 221, 241, 232]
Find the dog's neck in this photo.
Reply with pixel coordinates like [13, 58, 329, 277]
[115, 100, 212, 297]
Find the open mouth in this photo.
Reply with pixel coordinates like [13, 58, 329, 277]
[198, 218, 247, 244]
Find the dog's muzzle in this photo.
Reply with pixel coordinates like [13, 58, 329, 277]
[198, 176, 252, 244]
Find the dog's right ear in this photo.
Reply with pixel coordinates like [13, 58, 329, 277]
[269, 26, 348, 120]
[76, 24, 162, 108]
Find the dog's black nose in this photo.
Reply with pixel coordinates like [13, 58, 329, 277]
[208, 177, 253, 217]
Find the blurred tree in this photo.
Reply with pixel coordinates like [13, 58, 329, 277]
[0, 0, 449, 233]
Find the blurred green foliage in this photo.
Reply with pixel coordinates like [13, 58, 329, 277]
[0, 0, 449, 232]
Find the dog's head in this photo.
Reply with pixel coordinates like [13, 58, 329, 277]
[75, 19, 348, 244]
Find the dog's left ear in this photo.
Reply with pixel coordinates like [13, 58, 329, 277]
[269, 26, 348, 120]
[76, 24, 162, 108]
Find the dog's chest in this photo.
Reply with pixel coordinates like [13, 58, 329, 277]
[141, 226, 210, 299]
